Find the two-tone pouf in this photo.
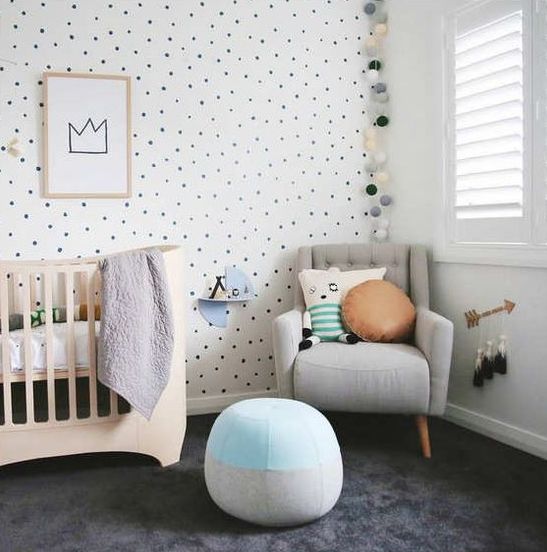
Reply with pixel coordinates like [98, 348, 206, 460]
[204, 398, 343, 527]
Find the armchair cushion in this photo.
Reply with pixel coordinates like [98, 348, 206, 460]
[293, 342, 430, 414]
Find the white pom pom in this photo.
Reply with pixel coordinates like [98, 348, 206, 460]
[365, 36, 378, 48]
[366, 69, 380, 84]
[374, 92, 389, 103]
[378, 218, 390, 229]
[364, 159, 377, 172]
[376, 171, 390, 184]
[375, 228, 389, 241]
[364, 36, 378, 56]
[364, 127, 377, 139]
[374, 23, 388, 37]
[374, 151, 387, 165]
[365, 139, 377, 151]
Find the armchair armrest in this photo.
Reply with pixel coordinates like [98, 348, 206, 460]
[414, 307, 454, 416]
[272, 308, 303, 398]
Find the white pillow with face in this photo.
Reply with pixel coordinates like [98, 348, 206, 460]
[338, 267, 387, 295]
[299, 266, 387, 309]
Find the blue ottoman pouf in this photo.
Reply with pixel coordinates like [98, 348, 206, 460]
[204, 398, 343, 527]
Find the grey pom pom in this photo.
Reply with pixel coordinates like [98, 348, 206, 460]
[370, 205, 382, 217]
[380, 194, 392, 206]
[375, 82, 387, 93]
[364, 2, 376, 15]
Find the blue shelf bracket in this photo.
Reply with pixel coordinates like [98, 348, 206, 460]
[198, 266, 255, 327]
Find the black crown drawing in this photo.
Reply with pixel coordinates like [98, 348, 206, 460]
[68, 118, 108, 154]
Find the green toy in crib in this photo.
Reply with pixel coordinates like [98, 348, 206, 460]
[29, 307, 63, 327]
[0, 308, 62, 332]
[0, 304, 100, 332]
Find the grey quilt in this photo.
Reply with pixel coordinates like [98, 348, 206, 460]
[98, 248, 174, 420]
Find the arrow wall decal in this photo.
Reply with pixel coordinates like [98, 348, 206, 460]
[465, 299, 516, 329]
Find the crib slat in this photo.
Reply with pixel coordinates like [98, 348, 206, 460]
[30, 274, 36, 309]
[12, 273, 23, 314]
[78, 272, 87, 311]
[1, 271, 13, 426]
[110, 387, 118, 418]
[22, 273, 35, 424]
[65, 271, 77, 420]
[44, 270, 56, 422]
[86, 271, 98, 419]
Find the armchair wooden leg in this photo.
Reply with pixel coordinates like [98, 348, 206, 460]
[415, 415, 431, 459]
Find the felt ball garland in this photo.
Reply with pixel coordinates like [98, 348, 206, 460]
[363, 0, 392, 241]
[366, 184, 378, 196]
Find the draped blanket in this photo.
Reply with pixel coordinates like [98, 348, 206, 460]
[98, 248, 174, 420]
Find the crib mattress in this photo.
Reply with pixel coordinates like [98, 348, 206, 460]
[0, 321, 100, 374]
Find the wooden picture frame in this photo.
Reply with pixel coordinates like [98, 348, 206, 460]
[43, 72, 132, 198]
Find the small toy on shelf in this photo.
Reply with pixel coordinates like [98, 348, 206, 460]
[209, 275, 226, 299]
[199, 266, 255, 327]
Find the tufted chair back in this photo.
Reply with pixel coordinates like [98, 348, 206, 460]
[295, 243, 429, 310]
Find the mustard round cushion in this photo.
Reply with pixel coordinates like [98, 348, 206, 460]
[342, 280, 416, 343]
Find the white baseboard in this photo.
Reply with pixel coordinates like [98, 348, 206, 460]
[187, 390, 279, 416]
[444, 403, 547, 461]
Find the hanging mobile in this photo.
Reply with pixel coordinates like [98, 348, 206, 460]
[491, 306, 508, 375]
[483, 339, 495, 380]
[473, 348, 484, 387]
[494, 334, 507, 374]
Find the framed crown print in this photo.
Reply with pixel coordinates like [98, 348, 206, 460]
[43, 72, 131, 198]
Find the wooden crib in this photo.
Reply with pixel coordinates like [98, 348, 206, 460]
[0, 245, 186, 468]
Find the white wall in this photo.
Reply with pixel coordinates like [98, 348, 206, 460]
[0, 1, 371, 412]
[388, 0, 547, 458]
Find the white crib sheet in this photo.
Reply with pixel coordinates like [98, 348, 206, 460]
[0, 321, 100, 373]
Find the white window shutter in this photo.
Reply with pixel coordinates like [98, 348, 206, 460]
[533, 0, 547, 243]
[448, 0, 530, 244]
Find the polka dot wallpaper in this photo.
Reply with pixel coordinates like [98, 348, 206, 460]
[0, 0, 372, 405]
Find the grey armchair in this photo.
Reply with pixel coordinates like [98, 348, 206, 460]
[272, 243, 453, 458]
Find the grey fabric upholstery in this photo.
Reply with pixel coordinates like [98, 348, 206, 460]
[294, 343, 430, 414]
[414, 307, 454, 416]
[273, 242, 453, 416]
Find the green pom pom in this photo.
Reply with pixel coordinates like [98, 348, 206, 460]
[368, 59, 382, 71]
[376, 115, 389, 127]
[366, 184, 378, 196]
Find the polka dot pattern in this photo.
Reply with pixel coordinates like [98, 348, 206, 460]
[0, 1, 370, 402]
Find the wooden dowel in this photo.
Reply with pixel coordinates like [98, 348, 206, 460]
[78, 271, 87, 309]
[110, 388, 117, 418]
[86, 270, 98, 419]
[65, 271, 77, 420]
[44, 270, 56, 422]
[1, 271, 13, 426]
[12, 273, 22, 314]
[22, 272, 35, 424]
[30, 274, 37, 310]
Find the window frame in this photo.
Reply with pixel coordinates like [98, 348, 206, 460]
[438, 0, 547, 268]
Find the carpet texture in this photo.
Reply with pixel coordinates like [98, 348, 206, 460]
[1, 413, 547, 552]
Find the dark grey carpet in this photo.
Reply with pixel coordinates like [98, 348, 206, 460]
[1, 413, 547, 552]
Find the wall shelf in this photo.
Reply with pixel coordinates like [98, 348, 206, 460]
[198, 266, 255, 327]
